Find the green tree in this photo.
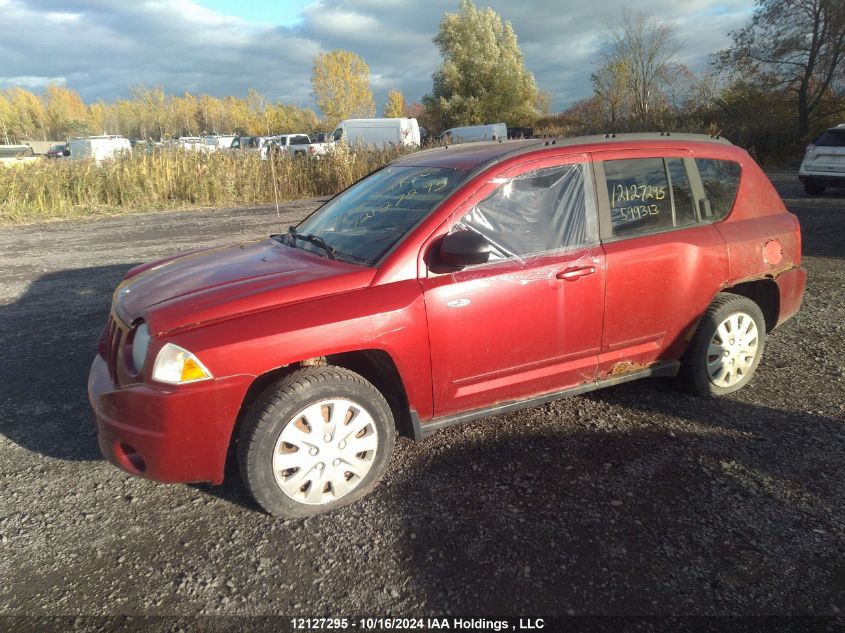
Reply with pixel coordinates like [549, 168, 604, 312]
[383, 89, 406, 118]
[424, 0, 538, 128]
[311, 49, 375, 128]
[717, 0, 845, 139]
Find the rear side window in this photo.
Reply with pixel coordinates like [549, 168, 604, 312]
[604, 158, 674, 237]
[814, 129, 845, 147]
[456, 162, 595, 260]
[696, 159, 741, 221]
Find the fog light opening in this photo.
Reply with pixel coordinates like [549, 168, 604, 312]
[117, 442, 147, 474]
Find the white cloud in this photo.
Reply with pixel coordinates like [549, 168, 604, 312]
[0, 0, 754, 114]
[0, 75, 67, 88]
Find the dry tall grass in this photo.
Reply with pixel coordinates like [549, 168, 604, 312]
[0, 146, 409, 224]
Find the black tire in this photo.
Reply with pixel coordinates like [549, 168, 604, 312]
[804, 181, 825, 195]
[679, 293, 767, 396]
[238, 366, 395, 517]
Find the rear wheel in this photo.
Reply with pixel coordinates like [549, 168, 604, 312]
[804, 180, 825, 195]
[679, 293, 766, 396]
[238, 366, 395, 517]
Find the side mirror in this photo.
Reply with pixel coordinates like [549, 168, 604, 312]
[439, 230, 490, 268]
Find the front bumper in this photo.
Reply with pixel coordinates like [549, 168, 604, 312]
[87, 354, 252, 484]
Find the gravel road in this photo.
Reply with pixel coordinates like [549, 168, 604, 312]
[0, 172, 843, 623]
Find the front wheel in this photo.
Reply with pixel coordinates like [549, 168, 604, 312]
[679, 293, 767, 396]
[238, 366, 395, 517]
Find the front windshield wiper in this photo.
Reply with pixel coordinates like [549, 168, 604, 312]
[283, 226, 337, 260]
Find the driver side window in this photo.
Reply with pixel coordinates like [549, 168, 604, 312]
[454, 162, 597, 262]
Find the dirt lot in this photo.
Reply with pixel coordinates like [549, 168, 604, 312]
[0, 171, 844, 623]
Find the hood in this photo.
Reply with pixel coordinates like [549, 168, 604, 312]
[114, 238, 375, 334]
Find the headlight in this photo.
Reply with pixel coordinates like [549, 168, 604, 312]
[130, 322, 151, 373]
[151, 343, 213, 385]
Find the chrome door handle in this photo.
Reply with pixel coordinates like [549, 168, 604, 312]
[556, 266, 596, 281]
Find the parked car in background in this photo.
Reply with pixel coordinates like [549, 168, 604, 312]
[46, 143, 67, 158]
[204, 135, 238, 152]
[89, 133, 805, 518]
[313, 132, 334, 143]
[66, 136, 131, 163]
[507, 126, 534, 139]
[307, 135, 336, 158]
[332, 118, 421, 149]
[267, 134, 312, 158]
[172, 137, 208, 152]
[243, 135, 283, 160]
[228, 136, 255, 151]
[799, 123, 845, 195]
[439, 123, 507, 144]
[0, 144, 41, 167]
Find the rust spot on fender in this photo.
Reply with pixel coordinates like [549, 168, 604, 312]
[722, 262, 796, 289]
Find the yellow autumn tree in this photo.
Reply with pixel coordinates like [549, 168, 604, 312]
[44, 85, 88, 139]
[311, 49, 375, 128]
[383, 89, 406, 118]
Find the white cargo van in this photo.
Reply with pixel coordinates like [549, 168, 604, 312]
[332, 118, 420, 148]
[439, 123, 507, 144]
[67, 136, 131, 163]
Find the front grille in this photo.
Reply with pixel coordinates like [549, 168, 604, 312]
[104, 312, 125, 384]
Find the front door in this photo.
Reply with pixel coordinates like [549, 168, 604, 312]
[420, 155, 606, 417]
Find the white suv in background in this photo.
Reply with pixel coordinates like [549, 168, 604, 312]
[799, 124, 845, 195]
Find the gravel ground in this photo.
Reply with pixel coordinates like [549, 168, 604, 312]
[0, 171, 843, 623]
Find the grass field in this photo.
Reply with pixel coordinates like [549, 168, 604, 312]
[0, 147, 408, 224]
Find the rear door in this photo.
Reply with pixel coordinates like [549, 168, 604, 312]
[594, 151, 729, 376]
[421, 154, 606, 416]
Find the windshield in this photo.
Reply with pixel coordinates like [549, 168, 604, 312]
[290, 165, 470, 264]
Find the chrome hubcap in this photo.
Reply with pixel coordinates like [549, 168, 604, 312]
[273, 398, 379, 505]
[706, 312, 759, 388]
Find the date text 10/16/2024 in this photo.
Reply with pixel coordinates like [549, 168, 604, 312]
[290, 617, 547, 630]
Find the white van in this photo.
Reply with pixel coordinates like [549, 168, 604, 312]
[332, 118, 420, 148]
[67, 136, 131, 163]
[439, 123, 507, 144]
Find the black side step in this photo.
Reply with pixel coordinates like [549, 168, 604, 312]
[409, 361, 680, 441]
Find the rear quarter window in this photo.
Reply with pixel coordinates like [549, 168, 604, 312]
[695, 159, 741, 221]
[814, 129, 845, 147]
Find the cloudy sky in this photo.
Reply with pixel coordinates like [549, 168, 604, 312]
[0, 0, 754, 112]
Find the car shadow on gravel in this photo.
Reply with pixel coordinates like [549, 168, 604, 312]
[0, 265, 135, 462]
[388, 380, 845, 615]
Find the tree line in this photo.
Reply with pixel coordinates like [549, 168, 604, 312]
[0, 85, 322, 144]
[2, 0, 843, 164]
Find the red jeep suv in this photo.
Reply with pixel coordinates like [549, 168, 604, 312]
[88, 134, 806, 517]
